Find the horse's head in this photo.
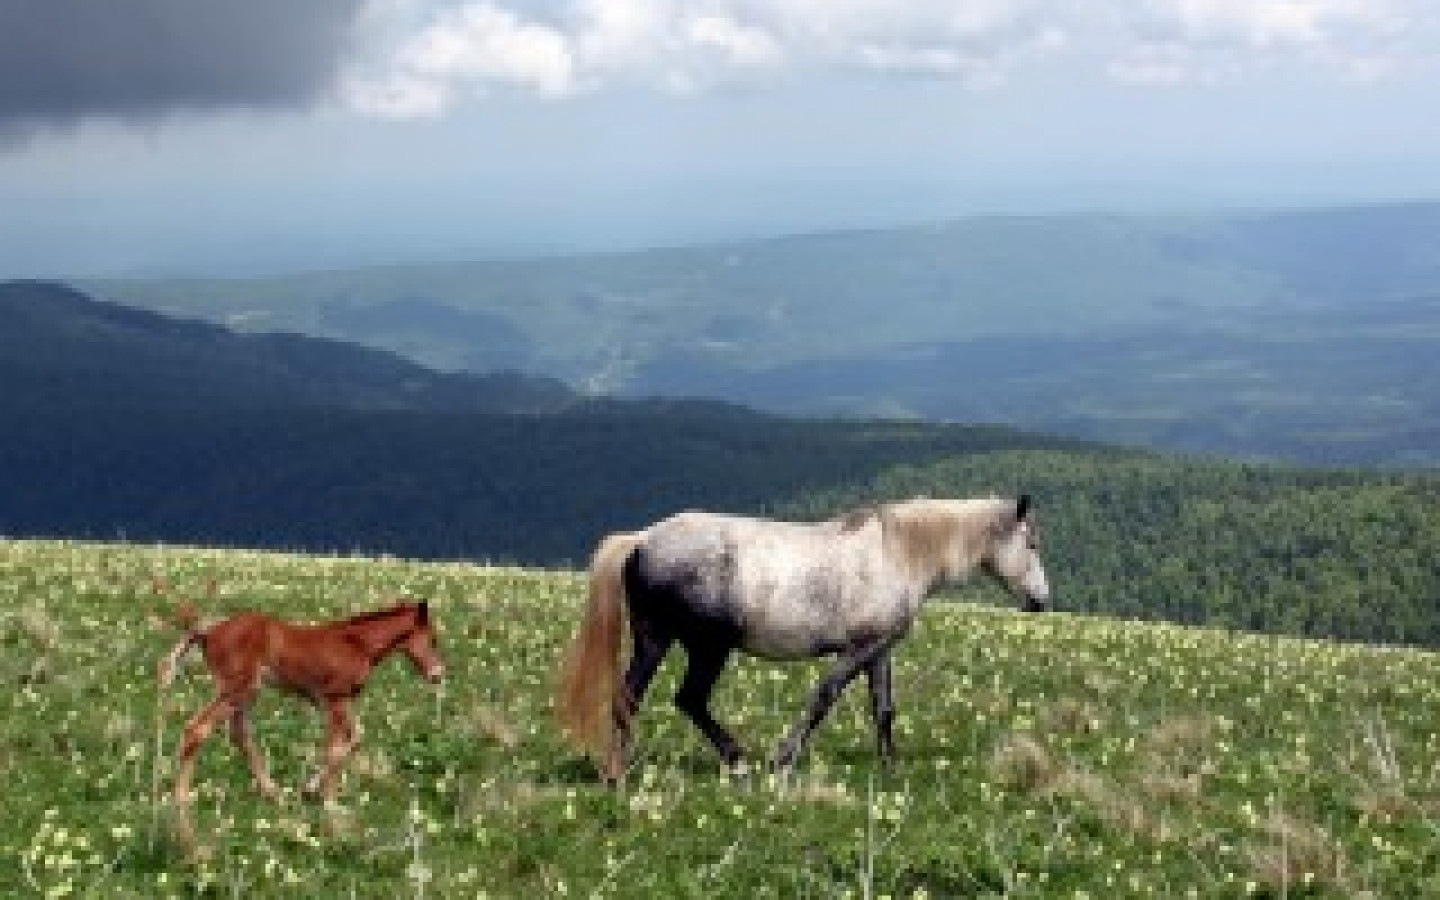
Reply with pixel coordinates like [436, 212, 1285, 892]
[982, 495, 1051, 612]
[400, 602, 446, 683]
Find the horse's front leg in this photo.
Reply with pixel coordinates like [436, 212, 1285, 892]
[773, 637, 890, 772]
[864, 651, 896, 769]
[304, 698, 356, 802]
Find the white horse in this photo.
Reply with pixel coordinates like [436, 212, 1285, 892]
[557, 495, 1051, 781]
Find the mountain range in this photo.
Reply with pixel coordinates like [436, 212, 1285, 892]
[83, 201, 1440, 465]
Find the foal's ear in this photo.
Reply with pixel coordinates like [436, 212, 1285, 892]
[1015, 494, 1032, 523]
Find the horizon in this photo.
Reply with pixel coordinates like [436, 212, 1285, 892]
[25, 195, 1440, 284]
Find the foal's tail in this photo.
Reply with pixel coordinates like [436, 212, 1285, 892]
[152, 600, 207, 807]
[556, 530, 643, 761]
[157, 600, 205, 695]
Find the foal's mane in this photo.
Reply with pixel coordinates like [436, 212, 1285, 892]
[335, 602, 429, 657]
[340, 602, 425, 628]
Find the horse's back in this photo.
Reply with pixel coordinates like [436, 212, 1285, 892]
[197, 612, 284, 681]
[640, 510, 848, 585]
[636, 509, 898, 659]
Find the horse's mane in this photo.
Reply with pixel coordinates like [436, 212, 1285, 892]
[876, 496, 1012, 579]
[340, 602, 423, 628]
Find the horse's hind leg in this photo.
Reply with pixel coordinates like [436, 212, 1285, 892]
[864, 651, 896, 769]
[675, 642, 743, 766]
[606, 621, 672, 782]
[173, 696, 235, 804]
[228, 702, 279, 801]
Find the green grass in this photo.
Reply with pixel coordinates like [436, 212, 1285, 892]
[5, 538, 1440, 897]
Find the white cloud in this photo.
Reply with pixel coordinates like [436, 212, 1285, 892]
[1156, 0, 1400, 47]
[1112, 0, 1418, 85]
[344, 0, 1433, 117]
[686, 15, 783, 72]
[348, 1, 573, 109]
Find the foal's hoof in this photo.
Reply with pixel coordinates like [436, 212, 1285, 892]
[600, 754, 628, 787]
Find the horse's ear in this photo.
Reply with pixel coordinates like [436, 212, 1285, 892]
[1016, 494, 1031, 523]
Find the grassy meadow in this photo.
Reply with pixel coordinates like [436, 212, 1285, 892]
[5, 538, 1440, 897]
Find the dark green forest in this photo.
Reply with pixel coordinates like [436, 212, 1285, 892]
[0, 402, 1076, 564]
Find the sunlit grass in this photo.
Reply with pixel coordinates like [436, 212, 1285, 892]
[4, 538, 1440, 897]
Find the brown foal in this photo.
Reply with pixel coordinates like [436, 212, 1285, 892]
[159, 600, 444, 805]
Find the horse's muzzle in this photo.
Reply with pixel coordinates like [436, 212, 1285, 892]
[1021, 595, 1049, 613]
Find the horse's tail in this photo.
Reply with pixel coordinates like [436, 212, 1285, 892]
[556, 530, 643, 761]
[157, 600, 205, 694]
[152, 600, 207, 807]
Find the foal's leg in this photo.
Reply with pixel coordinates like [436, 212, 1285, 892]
[674, 642, 743, 766]
[305, 698, 356, 802]
[774, 638, 891, 772]
[173, 696, 236, 804]
[228, 702, 280, 801]
[605, 623, 673, 782]
[864, 651, 896, 769]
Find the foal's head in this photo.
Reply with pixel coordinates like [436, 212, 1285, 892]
[399, 602, 446, 683]
[981, 495, 1051, 612]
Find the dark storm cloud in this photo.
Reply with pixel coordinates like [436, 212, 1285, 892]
[0, 0, 368, 135]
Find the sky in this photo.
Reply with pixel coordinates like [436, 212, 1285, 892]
[1, 0, 1439, 277]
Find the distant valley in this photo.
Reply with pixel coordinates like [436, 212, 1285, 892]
[85, 201, 1440, 466]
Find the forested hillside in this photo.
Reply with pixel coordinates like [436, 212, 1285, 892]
[2, 279, 1436, 651]
[0, 402, 1072, 565]
[3, 400, 1436, 647]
